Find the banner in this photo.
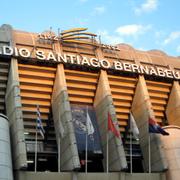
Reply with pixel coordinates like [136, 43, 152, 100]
[71, 105, 103, 157]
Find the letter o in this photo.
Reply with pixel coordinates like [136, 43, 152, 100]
[100, 59, 111, 69]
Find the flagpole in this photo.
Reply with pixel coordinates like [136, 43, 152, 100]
[58, 135, 61, 173]
[106, 132, 109, 173]
[148, 134, 151, 173]
[130, 117, 133, 174]
[34, 124, 38, 172]
[85, 129, 88, 173]
[85, 106, 88, 173]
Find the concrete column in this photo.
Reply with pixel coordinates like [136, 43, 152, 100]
[131, 76, 168, 172]
[0, 114, 13, 180]
[5, 59, 27, 170]
[94, 70, 127, 171]
[51, 64, 80, 171]
[0, 24, 13, 45]
[160, 126, 180, 180]
[166, 81, 180, 126]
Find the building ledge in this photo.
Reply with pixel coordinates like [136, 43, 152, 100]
[15, 171, 166, 180]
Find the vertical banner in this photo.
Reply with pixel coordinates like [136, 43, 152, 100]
[71, 105, 103, 156]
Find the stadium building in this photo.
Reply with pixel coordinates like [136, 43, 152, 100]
[0, 24, 180, 180]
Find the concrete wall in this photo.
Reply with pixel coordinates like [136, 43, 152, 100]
[51, 64, 80, 171]
[166, 81, 180, 126]
[0, 114, 13, 180]
[5, 59, 27, 170]
[0, 24, 12, 46]
[0, 24, 13, 115]
[160, 126, 180, 180]
[131, 76, 168, 172]
[15, 171, 166, 180]
[94, 70, 127, 171]
[164, 81, 180, 180]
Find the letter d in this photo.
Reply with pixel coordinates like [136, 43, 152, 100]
[3, 46, 13, 56]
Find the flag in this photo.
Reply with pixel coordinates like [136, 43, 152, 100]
[85, 109, 94, 173]
[149, 117, 169, 136]
[37, 105, 45, 139]
[130, 112, 139, 140]
[86, 111, 95, 135]
[108, 112, 120, 138]
[59, 121, 65, 138]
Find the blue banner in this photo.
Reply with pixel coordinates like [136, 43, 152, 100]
[71, 105, 102, 156]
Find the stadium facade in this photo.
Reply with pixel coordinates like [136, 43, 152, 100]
[0, 24, 180, 180]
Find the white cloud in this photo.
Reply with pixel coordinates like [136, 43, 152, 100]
[97, 30, 124, 45]
[116, 24, 151, 36]
[177, 45, 180, 53]
[155, 31, 165, 38]
[97, 24, 152, 45]
[79, 0, 88, 2]
[93, 6, 106, 15]
[134, 0, 158, 15]
[74, 18, 89, 26]
[137, 47, 147, 51]
[163, 31, 180, 45]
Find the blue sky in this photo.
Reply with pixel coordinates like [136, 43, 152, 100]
[0, 0, 180, 57]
